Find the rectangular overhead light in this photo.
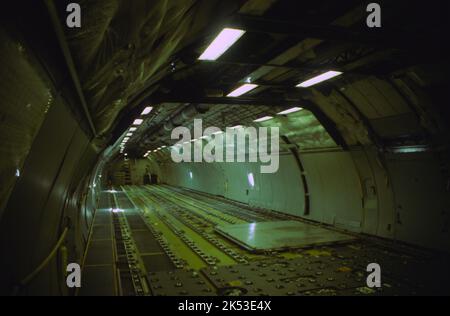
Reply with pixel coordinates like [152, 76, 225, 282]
[133, 119, 143, 125]
[198, 28, 246, 61]
[227, 83, 258, 97]
[126, 132, 133, 137]
[253, 116, 273, 123]
[129, 127, 137, 132]
[389, 145, 430, 154]
[123, 137, 130, 141]
[277, 107, 303, 115]
[141, 106, 153, 115]
[296, 71, 343, 88]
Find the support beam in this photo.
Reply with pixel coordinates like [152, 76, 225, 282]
[226, 14, 437, 50]
[149, 95, 305, 107]
[300, 99, 348, 150]
[197, 59, 367, 76]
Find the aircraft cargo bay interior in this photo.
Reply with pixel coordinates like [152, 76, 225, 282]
[0, 0, 449, 297]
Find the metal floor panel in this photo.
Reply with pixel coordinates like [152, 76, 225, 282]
[141, 254, 175, 272]
[84, 240, 114, 265]
[98, 191, 112, 209]
[115, 192, 135, 209]
[78, 265, 116, 296]
[94, 209, 112, 225]
[133, 230, 164, 253]
[200, 256, 411, 296]
[126, 216, 149, 230]
[147, 270, 215, 296]
[216, 221, 355, 252]
[91, 224, 112, 240]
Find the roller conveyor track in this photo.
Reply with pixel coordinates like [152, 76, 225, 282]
[123, 190, 239, 268]
[147, 185, 247, 225]
[144, 190, 249, 264]
[157, 185, 275, 223]
[129, 186, 240, 267]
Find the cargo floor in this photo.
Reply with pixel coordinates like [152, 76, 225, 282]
[79, 185, 450, 296]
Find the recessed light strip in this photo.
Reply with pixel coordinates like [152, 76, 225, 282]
[296, 71, 343, 88]
[198, 28, 246, 61]
[227, 83, 258, 97]
[253, 116, 273, 123]
[277, 107, 303, 115]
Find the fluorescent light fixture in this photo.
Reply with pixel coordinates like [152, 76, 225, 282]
[189, 171, 193, 179]
[296, 71, 343, 88]
[129, 127, 137, 132]
[277, 107, 303, 115]
[123, 137, 130, 141]
[133, 119, 143, 125]
[253, 116, 273, 123]
[227, 83, 258, 97]
[389, 145, 430, 154]
[126, 132, 133, 136]
[153, 150, 157, 152]
[124, 153, 128, 156]
[229, 125, 243, 129]
[247, 173, 255, 187]
[161, 145, 166, 148]
[198, 28, 245, 61]
[141, 106, 153, 115]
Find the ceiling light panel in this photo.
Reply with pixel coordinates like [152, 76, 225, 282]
[198, 28, 246, 61]
[227, 83, 258, 97]
[133, 119, 143, 125]
[296, 71, 343, 88]
[253, 116, 273, 123]
[141, 106, 153, 115]
[277, 107, 303, 115]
